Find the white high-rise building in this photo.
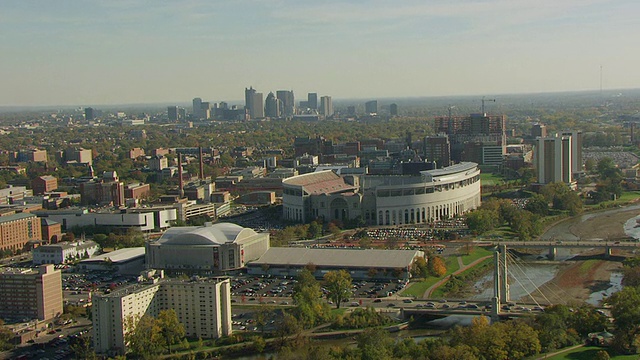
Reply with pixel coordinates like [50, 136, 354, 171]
[92, 276, 232, 355]
[320, 96, 333, 117]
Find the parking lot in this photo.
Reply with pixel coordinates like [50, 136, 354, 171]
[230, 275, 409, 304]
[62, 271, 139, 305]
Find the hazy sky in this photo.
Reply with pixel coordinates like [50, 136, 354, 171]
[1, 0, 638, 106]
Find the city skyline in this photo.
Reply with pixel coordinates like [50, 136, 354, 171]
[1, 0, 639, 106]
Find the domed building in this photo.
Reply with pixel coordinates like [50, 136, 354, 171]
[146, 222, 269, 273]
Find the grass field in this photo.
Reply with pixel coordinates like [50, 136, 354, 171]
[460, 246, 492, 266]
[543, 345, 638, 360]
[593, 190, 640, 207]
[430, 257, 493, 298]
[480, 172, 505, 186]
[401, 249, 485, 298]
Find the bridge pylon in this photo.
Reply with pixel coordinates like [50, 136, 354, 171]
[491, 244, 510, 320]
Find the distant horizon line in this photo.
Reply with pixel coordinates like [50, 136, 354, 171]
[0, 87, 636, 111]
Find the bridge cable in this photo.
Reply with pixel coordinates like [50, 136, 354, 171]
[504, 251, 551, 307]
[505, 251, 574, 305]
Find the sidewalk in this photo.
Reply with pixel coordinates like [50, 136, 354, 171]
[422, 255, 492, 298]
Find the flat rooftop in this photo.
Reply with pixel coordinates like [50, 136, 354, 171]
[249, 247, 423, 269]
[80, 247, 145, 264]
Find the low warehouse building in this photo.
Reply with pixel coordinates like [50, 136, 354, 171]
[77, 247, 145, 274]
[247, 247, 424, 280]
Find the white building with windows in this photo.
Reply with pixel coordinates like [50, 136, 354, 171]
[282, 162, 481, 225]
[92, 275, 231, 355]
[32, 240, 99, 264]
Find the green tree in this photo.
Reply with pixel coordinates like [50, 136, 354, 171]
[323, 270, 353, 309]
[0, 319, 13, 351]
[292, 269, 330, 327]
[411, 257, 429, 278]
[606, 286, 640, 354]
[595, 350, 611, 360]
[525, 194, 549, 216]
[70, 333, 97, 360]
[356, 328, 393, 360]
[157, 309, 185, 353]
[124, 314, 165, 359]
[307, 221, 323, 239]
[465, 209, 500, 235]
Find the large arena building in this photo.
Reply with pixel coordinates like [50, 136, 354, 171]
[282, 162, 481, 225]
[145, 222, 269, 274]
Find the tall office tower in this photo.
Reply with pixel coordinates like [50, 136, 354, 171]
[192, 98, 203, 119]
[84, 107, 95, 121]
[253, 92, 264, 119]
[245, 87, 264, 119]
[320, 96, 333, 117]
[560, 131, 583, 175]
[276, 90, 295, 116]
[423, 135, 451, 168]
[178, 107, 187, 120]
[200, 102, 211, 119]
[390, 103, 398, 116]
[531, 123, 547, 138]
[265, 92, 282, 118]
[168, 106, 179, 121]
[307, 93, 318, 110]
[365, 100, 378, 114]
[533, 134, 573, 185]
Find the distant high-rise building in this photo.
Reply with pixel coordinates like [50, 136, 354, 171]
[200, 102, 211, 119]
[423, 135, 451, 168]
[245, 87, 264, 119]
[192, 98, 203, 119]
[434, 113, 506, 165]
[347, 106, 356, 116]
[168, 106, 179, 122]
[365, 100, 378, 114]
[390, 103, 398, 116]
[84, 107, 95, 121]
[307, 93, 318, 110]
[320, 96, 333, 117]
[531, 123, 547, 138]
[276, 90, 295, 116]
[178, 107, 187, 120]
[534, 134, 573, 185]
[560, 130, 583, 175]
[265, 92, 282, 118]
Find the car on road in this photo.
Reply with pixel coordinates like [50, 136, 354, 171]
[403, 299, 413, 303]
[387, 303, 396, 307]
[373, 298, 382, 303]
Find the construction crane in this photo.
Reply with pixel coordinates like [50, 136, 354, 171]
[481, 96, 495, 114]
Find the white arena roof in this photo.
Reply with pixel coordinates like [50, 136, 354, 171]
[155, 222, 259, 246]
[250, 248, 422, 269]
